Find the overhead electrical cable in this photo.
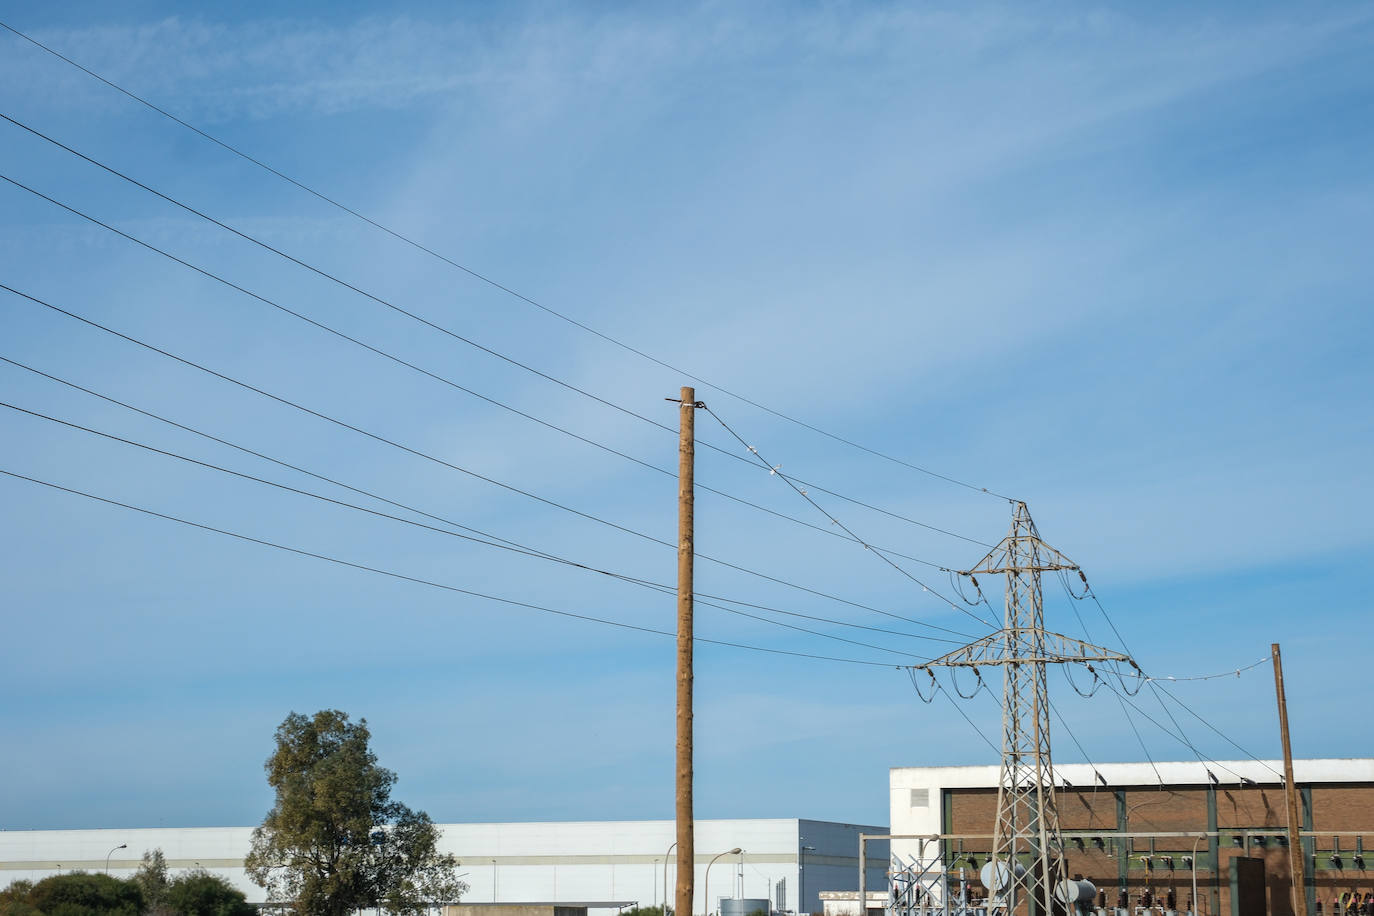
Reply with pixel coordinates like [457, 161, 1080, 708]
[0, 355, 540, 556]
[0, 396, 957, 661]
[1047, 698, 1110, 820]
[5, 358, 970, 650]
[1144, 658, 1270, 682]
[1151, 682, 1284, 780]
[0, 466, 905, 668]
[1039, 575, 1211, 784]
[1111, 688, 1165, 787]
[905, 669, 1000, 753]
[940, 685, 1001, 755]
[1094, 677, 1252, 784]
[1052, 567, 1257, 783]
[704, 403, 1000, 629]
[1047, 700, 1111, 827]
[1143, 674, 1247, 781]
[1051, 578, 1178, 758]
[1056, 567, 1279, 777]
[0, 21, 1014, 502]
[3, 354, 972, 649]
[0, 162, 987, 555]
[0, 281, 982, 638]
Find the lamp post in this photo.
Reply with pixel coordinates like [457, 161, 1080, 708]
[664, 842, 678, 916]
[704, 849, 743, 916]
[105, 844, 127, 875]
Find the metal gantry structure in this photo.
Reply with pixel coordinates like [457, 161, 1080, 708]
[909, 502, 1134, 916]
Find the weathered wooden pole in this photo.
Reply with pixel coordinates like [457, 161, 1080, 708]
[1273, 642, 1307, 916]
[676, 387, 698, 916]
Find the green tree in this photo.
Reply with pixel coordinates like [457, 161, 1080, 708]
[23, 873, 142, 916]
[131, 851, 170, 916]
[0, 881, 36, 905]
[0, 880, 41, 916]
[163, 872, 253, 916]
[244, 710, 466, 916]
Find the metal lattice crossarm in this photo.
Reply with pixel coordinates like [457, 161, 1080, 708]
[958, 534, 1080, 577]
[908, 630, 1132, 670]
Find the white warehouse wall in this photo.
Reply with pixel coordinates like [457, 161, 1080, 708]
[0, 818, 888, 916]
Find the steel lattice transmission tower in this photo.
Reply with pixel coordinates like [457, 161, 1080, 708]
[911, 501, 1134, 916]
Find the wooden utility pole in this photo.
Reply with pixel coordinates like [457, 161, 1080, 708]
[1273, 642, 1307, 916]
[676, 386, 699, 916]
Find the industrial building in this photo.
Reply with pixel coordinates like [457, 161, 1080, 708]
[0, 818, 887, 916]
[889, 759, 1374, 916]
[14, 759, 1373, 916]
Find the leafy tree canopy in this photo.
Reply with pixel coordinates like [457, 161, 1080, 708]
[131, 851, 170, 916]
[2, 858, 252, 916]
[0, 880, 41, 916]
[14, 873, 142, 916]
[163, 873, 253, 916]
[244, 710, 466, 916]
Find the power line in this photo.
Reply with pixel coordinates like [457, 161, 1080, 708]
[906, 669, 1001, 755]
[9, 351, 983, 653]
[0, 355, 540, 555]
[1151, 681, 1283, 780]
[769, 480, 996, 549]
[704, 403, 1000, 630]
[1145, 658, 1270, 682]
[1, 393, 960, 662]
[1046, 572, 1200, 783]
[0, 281, 983, 639]
[0, 466, 905, 668]
[1046, 698, 1113, 829]
[0, 19, 1015, 502]
[1057, 568, 1281, 780]
[0, 109, 672, 437]
[1047, 698, 1100, 772]
[0, 161, 988, 556]
[1094, 676, 1254, 785]
[1144, 679, 1245, 781]
[4, 357, 976, 657]
[940, 683, 1001, 756]
[1112, 687, 1164, 787]
[6, 353, 984, 654]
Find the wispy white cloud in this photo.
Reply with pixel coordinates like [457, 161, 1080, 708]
[8, 5, 1368, 124]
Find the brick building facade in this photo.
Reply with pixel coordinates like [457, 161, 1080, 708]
[891, 761, 1374, 916]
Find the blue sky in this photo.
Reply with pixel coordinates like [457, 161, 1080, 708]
[0, 1, 1371, 831]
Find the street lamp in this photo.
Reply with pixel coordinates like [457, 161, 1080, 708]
[704, 848, 743, 916]
[664, 841, 678, 916]
[105, 844, 127, 875]
[800, 846, 816, 915]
